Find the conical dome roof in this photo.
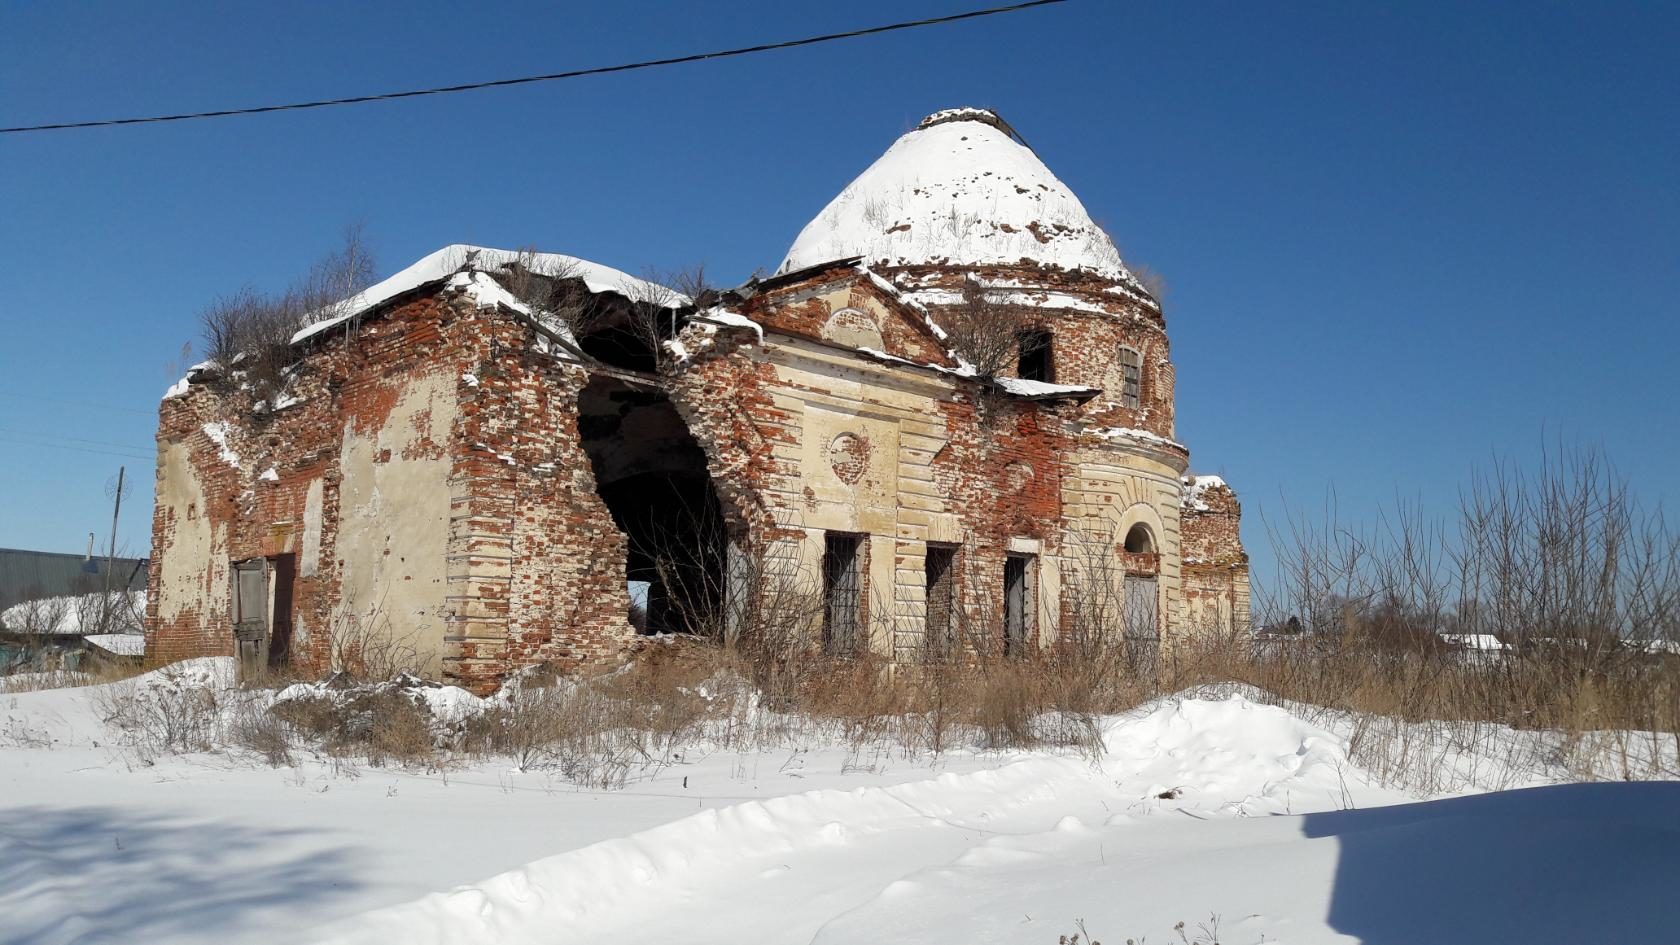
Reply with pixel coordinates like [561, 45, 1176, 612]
[778, 108, 1139, 289]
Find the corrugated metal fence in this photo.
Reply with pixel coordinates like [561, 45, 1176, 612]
[0, 548, 148, 612]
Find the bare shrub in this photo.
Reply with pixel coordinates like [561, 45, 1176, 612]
[94, 665, 224, 757]
[1128, 261, 1169, 303]
[323, 600, 426, 681]
[198, 225, 377, 398]
[1215, 444, 1680, 788]
[499, 248, 612, 338]
[268, 681, 440, 768]
[464, 675, 646, 787]
[938, 275, 1034, 378]
[228, 696, 293, 766]
[491, 252, 702, 372]
[5, 595, 71, 635]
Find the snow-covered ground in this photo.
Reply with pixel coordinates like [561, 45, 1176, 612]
[2, 661, 1675, 945]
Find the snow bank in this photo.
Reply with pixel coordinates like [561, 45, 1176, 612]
[313, 695, 1363, 944]
[273, 673, 487, 728]
[779, 108, 1142, 291]
[2, 657, 234, 748]
[313, 692, 1680, 945]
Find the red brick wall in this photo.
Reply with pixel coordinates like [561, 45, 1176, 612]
[148, 285, 637, 691]
[1181, 481, 1251, 634]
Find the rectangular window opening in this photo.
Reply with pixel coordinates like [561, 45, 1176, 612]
[924, 544, 957, 659]
[822, 533, 863, 655]
[1003, 553, 1035, 658]
[1017, 329, 1054, 383]
[1118, 346, 1142, 408]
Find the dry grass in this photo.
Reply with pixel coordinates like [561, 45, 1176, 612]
[1, 658, 148, 693]
[62, 449, 1677, 791]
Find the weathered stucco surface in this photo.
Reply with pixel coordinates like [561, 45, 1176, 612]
[152, 441, 227, 640]
[332, 370, 455, 675]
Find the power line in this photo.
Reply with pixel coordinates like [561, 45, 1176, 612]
[0, 390, 155, 416]
[2, 1, 1072, 135]
[0, 426, 154, 455]
[0, 436, 153, 462]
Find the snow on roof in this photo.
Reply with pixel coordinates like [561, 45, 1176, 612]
[778, 108, 1143, 291]
[166, 245, 678, 397]
[291, 244, 683, 346]
[1439, 633, 1511, 652]
[1, 591, 146, 637]
[82, 633, 145, 656]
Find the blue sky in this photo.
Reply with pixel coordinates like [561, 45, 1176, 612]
[2, 1, 1676, 591]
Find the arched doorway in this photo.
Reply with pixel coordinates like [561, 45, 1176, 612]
[578, 375, 727, 636]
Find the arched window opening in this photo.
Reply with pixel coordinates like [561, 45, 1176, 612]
[1123, 523, 1155, 555]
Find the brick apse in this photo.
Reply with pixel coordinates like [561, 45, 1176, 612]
[147, 109, 1249, 692]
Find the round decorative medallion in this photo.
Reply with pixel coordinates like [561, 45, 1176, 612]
[828, 433, 871, 485]
[1003, 461, 1034, 492]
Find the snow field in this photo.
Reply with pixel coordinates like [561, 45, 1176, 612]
[3, 660, 1677, 944]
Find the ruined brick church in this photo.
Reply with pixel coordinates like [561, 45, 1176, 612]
[147, 108, 1250, 692]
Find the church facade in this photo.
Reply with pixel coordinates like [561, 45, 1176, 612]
[146, 108, 1248, 692]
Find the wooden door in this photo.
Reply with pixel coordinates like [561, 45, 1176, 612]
[231, 559, 269, 677]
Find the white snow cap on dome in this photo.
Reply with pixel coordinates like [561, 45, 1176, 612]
[779, 108, 1141, 289]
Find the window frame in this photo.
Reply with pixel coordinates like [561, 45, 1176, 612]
[924, 542, 958, 659]
[821, 532, 865, 655]
[1003, 552, 1036, 658]
[1016, 328, 1055, 383]
[1116, 345, 1143, 408]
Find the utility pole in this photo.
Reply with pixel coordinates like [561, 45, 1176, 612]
[103, 465, 125, 631]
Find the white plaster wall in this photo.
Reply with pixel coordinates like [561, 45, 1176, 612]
[333, 373, 456, 674]
[154, 440, 228, 629]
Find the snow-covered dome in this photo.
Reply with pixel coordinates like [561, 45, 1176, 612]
[778, 108, 1138, 287]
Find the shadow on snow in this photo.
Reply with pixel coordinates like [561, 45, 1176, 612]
[0, 803, 365, 944]
[1304, 781, 1680, 945]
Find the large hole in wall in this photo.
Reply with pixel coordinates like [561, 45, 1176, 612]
[578, 375, 726, 636]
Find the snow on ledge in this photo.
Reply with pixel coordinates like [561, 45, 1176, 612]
[1086, 424, 1185, 452]
[200, 422, 241, 468]
[162, 360, 219, 401]
[993, 377, 1101, 398]
[694, 308, 765, 341]
[1181, 474, 1231, 510]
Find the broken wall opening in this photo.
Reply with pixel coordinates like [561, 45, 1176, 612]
[578, 375, 727, 636]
